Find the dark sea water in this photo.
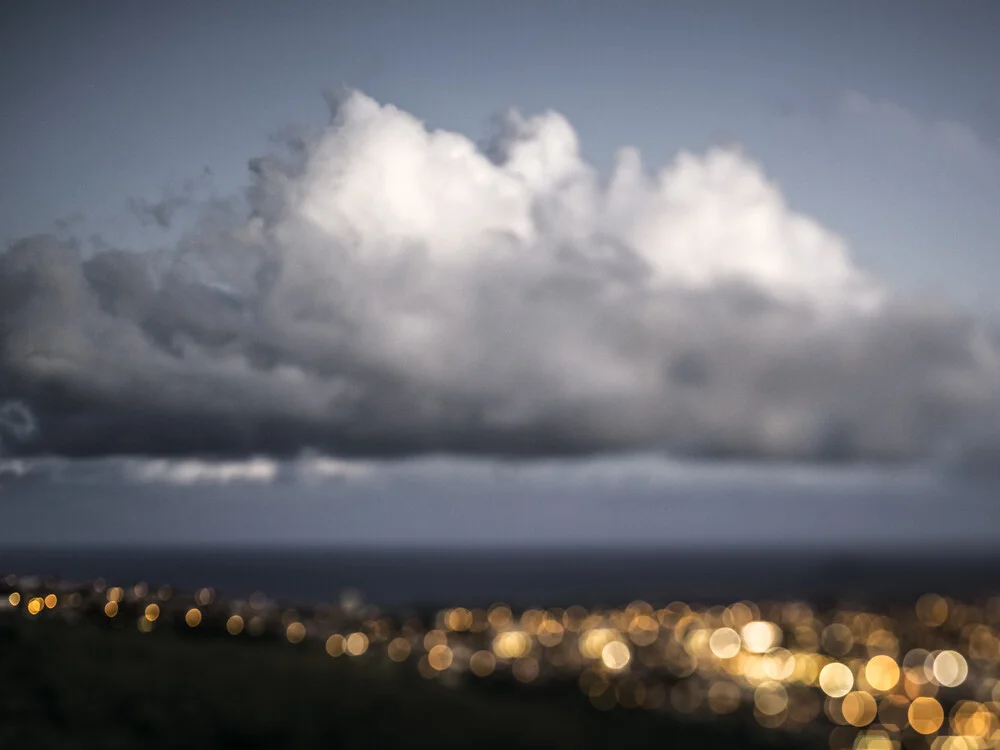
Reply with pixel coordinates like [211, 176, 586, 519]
[2, 546, 999, 610]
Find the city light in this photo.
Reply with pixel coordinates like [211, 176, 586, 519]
[2, 571, 999, 749]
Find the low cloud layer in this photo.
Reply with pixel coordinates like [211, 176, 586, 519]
[1, 91, 998, 464]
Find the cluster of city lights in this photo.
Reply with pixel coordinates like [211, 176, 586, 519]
[4, 572, 1000, 749]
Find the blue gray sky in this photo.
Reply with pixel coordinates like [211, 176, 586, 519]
[3, 1, 999, 310]
[1, 2, 1000, 549]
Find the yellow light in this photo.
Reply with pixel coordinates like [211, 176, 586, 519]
[107, 587, 124, 603]
[325, 634, 346, 657]
[137, 616, 153, 633]
[819, 663, 854, 698]
[445, 607, 472, 631]
[487, 605, 512, 629]
[865, 629, 899, 659]
[724, 602, 755, 629]
[27, 597, 43, 615]
[562, 605, 588, 631]
[902, 648, 932, 684]
[416, 655, 437, 680]
[932, 650, 968, 687]
[387, 637, 411, 662]
[841, 691, 877, 727]
[627, 615, 660, 647]
[7, 592, 20, 607]
[346, 632, 369, 656]
[821, 623, 854, 656]
[286, 622, 306, 644]
[226, 615, 243, 635]
[185, 608, 202, 627]
[708, 681, 742, 714]
[908, 696, 944, 734]
[741, 621, 780, 654]
[854, 730, 894, 750]
[916, 594, 949, 627]
[754, 682, 788, 716]
[950, 700, 998, 739]
[762, 648, 795, 681]
[601, 640, 631, 671]
[865, 655, 900, 692]
[469, 650, 496, 677]
[905, 670, 939, 700]
[512, 657, 540, 683]
[788, 692, 822, 724]
[931, 738, 975, 750]
[427, 644, 453, 671]
[144, 603, 160, 623]
[423, 629, 448, 651]
[493, 630, 532, 660]
[44, 594, 57, 609]
[104, 601, 119, 617]
[578, 628, 618, 660]
[520, 609, 545, 634]
[709, 627, 742, 659]
[670, 680, 705, 714]
[537, 618, 565, 647]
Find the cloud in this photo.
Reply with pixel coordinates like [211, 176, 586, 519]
[128, 167, 214, 229]
[838, 90, 999, 164]
[1, 90, 998, 464]
[0, 454, 373, 486]
[0, 452, 934, 492]
[0, 400, 37, 455]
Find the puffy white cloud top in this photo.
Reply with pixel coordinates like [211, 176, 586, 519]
[1, 91, 997, 464]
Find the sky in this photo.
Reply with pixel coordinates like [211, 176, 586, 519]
[3, 1, 999, 309]
[1, 1, 999, 546]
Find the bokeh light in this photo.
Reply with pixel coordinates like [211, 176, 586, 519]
[908, 696, 945, 734]
[286, 622, 306, 644]
[469, 650, 496, 677]
[428, 644, 453, 671]
[819, 662, 854, 698]
[709, 627, 742, 659]
[601, 640, 631, 671]
[387, 637, 411, 662]
[3, 571, 1000, 749]
[326, 634, 346, 657]
[841, 691, 878, 727]
[865, 655, 900, 692]
[932, 650, 969, 687]
[346, 632, 369, 656]
[742, 621, 780, 654]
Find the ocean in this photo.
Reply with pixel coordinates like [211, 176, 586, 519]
[2, 545, 999, 610]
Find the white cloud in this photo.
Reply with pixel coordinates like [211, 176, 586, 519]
[839, 89, 999, 164]
[0, 454, 375, 487]
[125, 457, 281, 485]
[1, 90, 998, 465]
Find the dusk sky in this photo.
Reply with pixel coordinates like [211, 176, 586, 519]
[1, 1, 998, 546]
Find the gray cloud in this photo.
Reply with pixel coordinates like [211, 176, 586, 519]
[1, 91, 998, 464]
[838, 90, 1000, 165]
[127, 167, 213, 229]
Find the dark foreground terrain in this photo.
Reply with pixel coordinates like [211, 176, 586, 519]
[1, 616, 814, 750]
